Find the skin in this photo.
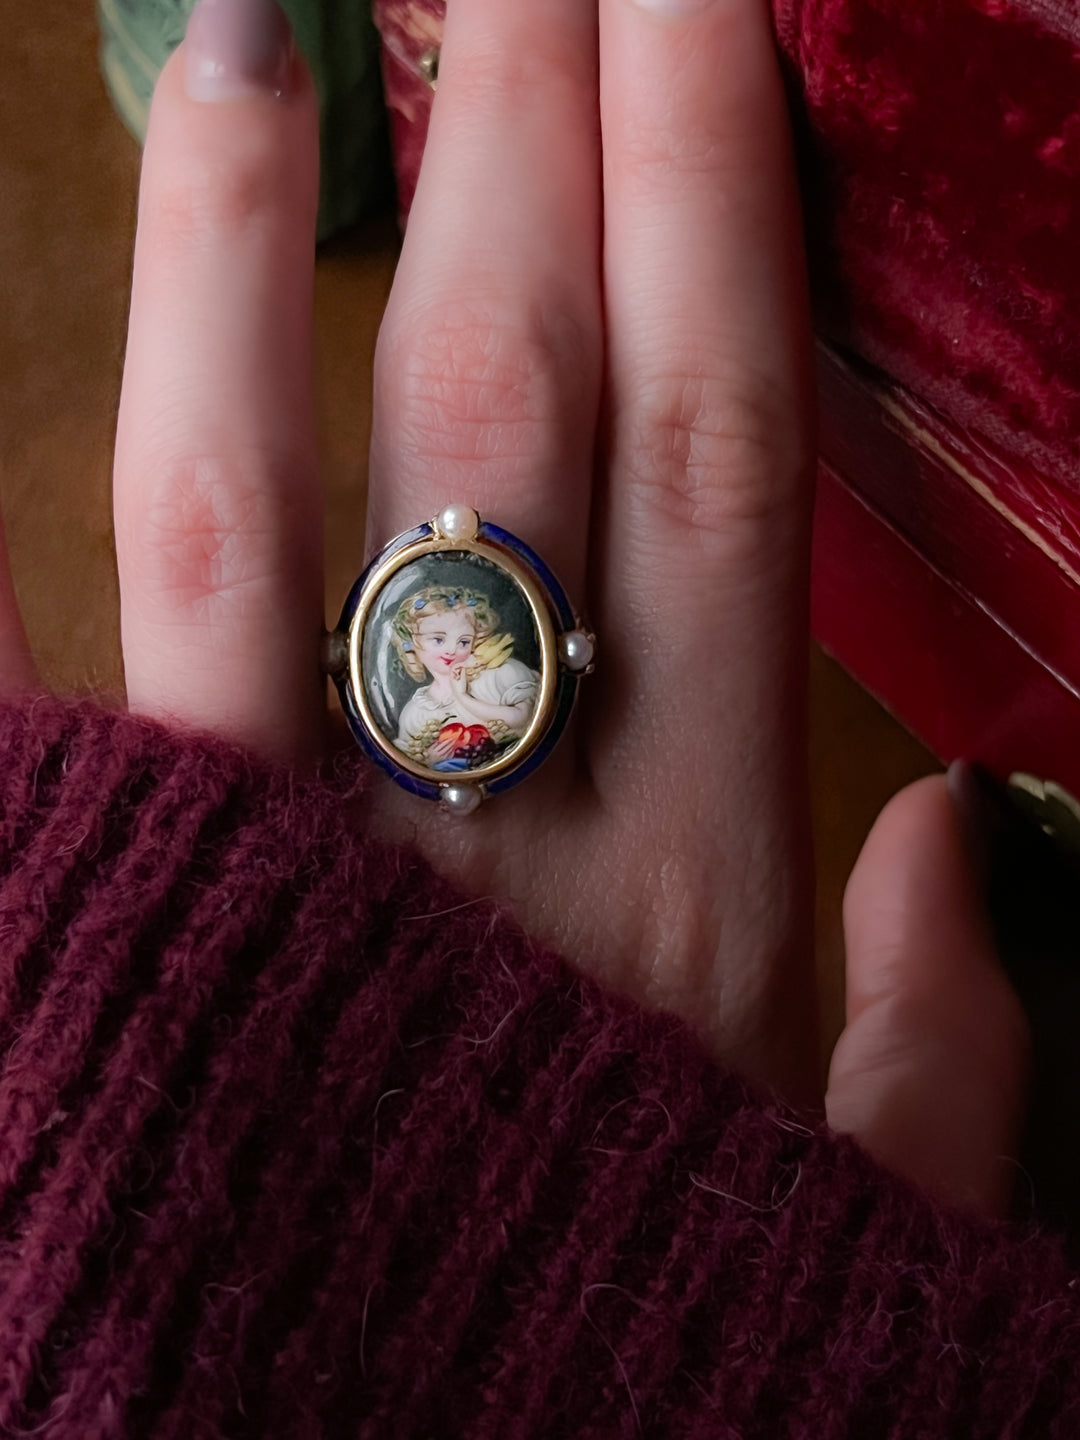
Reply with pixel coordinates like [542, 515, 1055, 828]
[412, 609, 478, 688]
[0, 0, 1029, 1215]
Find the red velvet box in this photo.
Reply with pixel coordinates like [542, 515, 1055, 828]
[374, 0, 1080, 815]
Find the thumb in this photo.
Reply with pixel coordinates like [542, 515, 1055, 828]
[826, 768, 1029, 1216]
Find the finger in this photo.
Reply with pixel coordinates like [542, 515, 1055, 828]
[597, 0, 814, 718]
[368, 0, 602, 601]
[113, 0, 323, 762]
[592, 0, 817, 1088]
[0, 508, 37, 697]
[827, 773, 1030, 1216]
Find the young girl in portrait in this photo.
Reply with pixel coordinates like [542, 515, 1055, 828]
[390, 586, 540, 770]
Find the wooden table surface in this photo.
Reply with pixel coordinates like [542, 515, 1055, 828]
[0, 0, 938, 1060]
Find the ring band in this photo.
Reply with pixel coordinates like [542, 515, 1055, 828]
[325, 505, 595, 813]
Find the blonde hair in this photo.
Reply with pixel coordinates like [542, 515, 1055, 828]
[391, 586, 506, 683]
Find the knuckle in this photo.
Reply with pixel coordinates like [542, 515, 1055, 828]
[621, 371, 811, 542]
[121, 449, 303, 618]
[379, 297, 590, 466]
[446, 32, 593, 120]
[146, 146, 283, 249]
[622, 122, 726, 189]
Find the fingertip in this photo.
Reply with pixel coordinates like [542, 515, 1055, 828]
[139, 39, 319, 262]
[149, 0, 316, 111]
[842, 775, 989, 1013]
[145, 10, 319, 183]
[182, 0, 296, 105]
[829, 772, 1029, 1216]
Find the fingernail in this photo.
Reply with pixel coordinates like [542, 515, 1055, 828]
[184, 0, 295, 102]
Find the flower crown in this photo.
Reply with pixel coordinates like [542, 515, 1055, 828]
[395, 586, 492, 652]
[388, 588, 507, 686]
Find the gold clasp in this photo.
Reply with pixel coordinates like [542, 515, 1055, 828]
[417, 47, 440, 90]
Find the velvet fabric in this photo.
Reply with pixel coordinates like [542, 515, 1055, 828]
[372, 0, 442, 217]
[3, 695, 1080, 1436]
[775, 0, 1080, 495]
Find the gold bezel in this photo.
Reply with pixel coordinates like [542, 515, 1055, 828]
[347, 533, 559, 785]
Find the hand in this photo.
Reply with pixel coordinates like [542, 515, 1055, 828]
[426, 734, 459, 764]
[0, 0, 1028, 1216]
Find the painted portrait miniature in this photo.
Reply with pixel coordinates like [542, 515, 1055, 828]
[356, 542, 546, 782]
[389, 584, 540, 770]
[332, 507, 594, 808]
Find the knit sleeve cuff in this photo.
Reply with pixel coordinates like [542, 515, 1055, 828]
[1, 694, 1078, 1437]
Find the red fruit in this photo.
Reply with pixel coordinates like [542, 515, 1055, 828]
[436, 723, 495, 763]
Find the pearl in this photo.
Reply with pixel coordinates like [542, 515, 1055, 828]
[559, 629, 595, 673]
[436, 504, 480, 542]
[440, 783, 484, 815]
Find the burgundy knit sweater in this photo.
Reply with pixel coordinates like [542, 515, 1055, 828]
[2, 696, 1078, 1438]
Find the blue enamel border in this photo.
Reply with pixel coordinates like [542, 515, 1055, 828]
[334, 517, 581, 801]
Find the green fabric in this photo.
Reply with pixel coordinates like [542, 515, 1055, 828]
[97, 0, 392, 239]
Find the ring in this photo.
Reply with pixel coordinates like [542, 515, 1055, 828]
[324, 504, 595, 814]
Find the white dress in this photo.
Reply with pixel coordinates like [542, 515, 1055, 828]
[395, 659, 540, 759]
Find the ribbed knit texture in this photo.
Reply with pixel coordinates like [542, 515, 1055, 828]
[1, 697, 1079, 1438]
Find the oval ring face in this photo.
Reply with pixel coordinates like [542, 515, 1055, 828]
[358, 545, 551, 781]
[336, 516, 582, 803]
